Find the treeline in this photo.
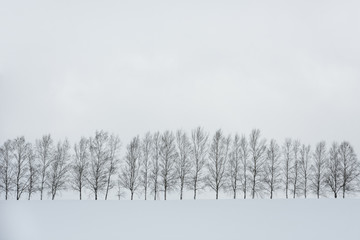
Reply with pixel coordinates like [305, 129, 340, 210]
[0, 128, 359, 200]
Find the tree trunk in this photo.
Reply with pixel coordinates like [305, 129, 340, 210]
[193, 180, 197, 200]
[180, 185, 183, 200]
[40, 182, 44, 200]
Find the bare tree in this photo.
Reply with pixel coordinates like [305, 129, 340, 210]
[249, 129, 266, 199]
[47, 140, 70, 200]
[150, 132, 161, 200]
[282, 138, 293, 199]
[188, 127, 208, 200]
[175, 130, 192, 200]
[227, 134, 242, 199]
[87, 130, 110, 200]
[239, 135, 249, 199]
[104, 134, 121, 200]
[0, 140, 14, 200]
[36, 134, 54, 200]
[263, 139, 281, 199]
[26, 147, 38, 200]
[325, 142, 342, 198]
[159, 131, 178, 200]
[120, 137, 141, 200]
[311, 141, 327, 198]
[140, 132, 152, 200]
[291, 140, 301, 198]
[13, 137, 30, 200]
[206, 130, 230, 199]
[299, 144, 312, 198]
[338, 141, 360, 198]
[71, 137, 90, 200]
[120, 136, 141, 200]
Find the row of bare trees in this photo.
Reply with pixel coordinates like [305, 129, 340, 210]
[0, 128, 359, 200]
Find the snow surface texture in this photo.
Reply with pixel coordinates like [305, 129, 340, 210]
[0, 200, 359, 240]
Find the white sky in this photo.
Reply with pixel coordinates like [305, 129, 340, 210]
[0, 0, 359, 153]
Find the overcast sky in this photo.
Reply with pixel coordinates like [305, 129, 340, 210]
[0, 0, 359, 153]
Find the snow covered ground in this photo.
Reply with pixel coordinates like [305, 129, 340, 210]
[0, 199, 359, 240]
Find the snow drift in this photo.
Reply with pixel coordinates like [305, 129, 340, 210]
[0, 199, 358, 240]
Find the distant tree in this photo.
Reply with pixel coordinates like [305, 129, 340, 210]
[291, 140, 301, 198]
[239, 135, 249, 199]
[263, 139, 281, 199]
[188, 127, 208, 200]
[47, 140, 70, 200]
[13, 137, 30, 200]
[227, 134, 242, 199]
[104, 134, 121, 200]
[71, 137, 90, 200]
[338, 141, 360, 198]
[325, 142, 342, 198]
[120, 136, 141, 200]
[88, 131, 110, 200]
[299, 144, 312, 198]
[36, 134, 54, 200]
[282, 139, 293, 199]
[207, 130, 230, 199]
[26, 146, 38, 200]
[249, 129, 267, 199]
[175, 130, 192, 200]
[140, 132, 152, 200]
[149, 132, 161, 200]
[159, 131, 177, 200]
[0, 140, 14, 200]
[310, 141, 327, 198]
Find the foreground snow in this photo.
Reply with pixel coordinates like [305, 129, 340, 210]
[0, 199, 358, 240]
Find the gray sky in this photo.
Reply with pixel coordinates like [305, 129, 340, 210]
[0, 0, 359, 153]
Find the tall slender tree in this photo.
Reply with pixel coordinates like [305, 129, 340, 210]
[338, 141, 360, 198]
[120, 136, 141, 200]
[13, 137, 30, 200]
[26, 146, 38, 200]
[263, 139, 281, 199]
[311, 141, 327, 198]
[140, 132, 152, 200]
[150, 132, 161, 200]
[239, 135, 249, 199]
[291, 140, 301, 198]
[71, 137, 90, 200]
[282, 139, 293, 199]
[36, 134, 54, 200]
[249, 129, 266, 199]
[0, 140, 14, 200]
[104, 134, 121, 200]
[88, 130, 110, 200]
[299, 144, 312, 198]
[48, 140, 70, 200]
[159, 131, 177, 200]
[188, 127, 208, 200]
[325, 142, 342, 198]
[227, 134, 242, 199]
[207, 130, 230, 199]
[175, 130, 192, 200]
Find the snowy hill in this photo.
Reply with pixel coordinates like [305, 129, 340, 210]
[0, 199, 358, 240]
